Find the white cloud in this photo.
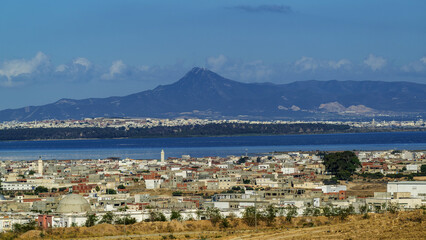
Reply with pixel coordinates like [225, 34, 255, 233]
[138, 65, 150, 71]
[102, 60, 126, 80]
[294, 57, 350, 71]
[401, 56, 426, 73]
[73, 57, 91, 70]
[328, 59, 351, 69]
[363, 54, 386, 71]
[207, 54, 228, 70]
[295, 56, 318, 71]
[0, 52, 49, 86]
[55, 64, 68, 72]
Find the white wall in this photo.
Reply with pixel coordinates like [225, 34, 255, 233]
[387, 181, 426, 199]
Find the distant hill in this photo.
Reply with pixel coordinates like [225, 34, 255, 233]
[1, 67, 426, 121]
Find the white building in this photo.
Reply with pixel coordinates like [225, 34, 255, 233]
[387, 181, 426, 200]
[281, 167, 296, 175]
[316, 185, 347, 194]
[145, 179, 163, 189]
[1, 182, 36, 191]
[401, 151, 414, 160]
[406, 164, 419, 173]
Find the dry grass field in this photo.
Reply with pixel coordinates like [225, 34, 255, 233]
[345, 181, 387, 197]
[13, 209, 425, 240]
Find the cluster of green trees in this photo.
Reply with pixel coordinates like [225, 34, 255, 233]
[198, 204, 366, 229]
[85, 212, 137, 227]
[357, 164, 426, 180]
[12, 220, 37, 233]
[105, 189, 117, 194]
[323, 151, 361, 180]
[85, 209, 190, 227]
[0, 123, 351, 140]
[34, 186, 49, 195]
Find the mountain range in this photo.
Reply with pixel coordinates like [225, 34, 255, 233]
[1, 67, 426, 121]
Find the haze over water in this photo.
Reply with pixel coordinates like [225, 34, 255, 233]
[0, 131, 425, 161]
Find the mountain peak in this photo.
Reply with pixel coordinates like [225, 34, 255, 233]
[186, 67, 215, 77]
[175, 67, 228, 86]
[1, 67, 426, 121]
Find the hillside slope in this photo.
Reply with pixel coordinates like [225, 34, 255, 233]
[1, 67, 426, 121]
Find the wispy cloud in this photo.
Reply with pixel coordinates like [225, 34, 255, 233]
[55, 64, 68, 72]
[0, 52, 49, 86]
[401, 56, 426, 73]
[73, 57, 91, 70]
[233, 4, 292, 14]
[207, 54, 228, 71]
[0, 52, 425, 91]
[294, 57, 351, 72]
[364, 54, 386, 71]
[102, 60, 127, 80]
[205, 55, 273, 82]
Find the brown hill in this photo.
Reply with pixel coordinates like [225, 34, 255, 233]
[12, 210, 426, 240]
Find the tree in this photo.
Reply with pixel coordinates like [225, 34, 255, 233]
[336, 206, 354, 220]
[117, 184, 125, 189]
[95, 186, 100, 192]
[172, 191, 183, 196]
[303, 203, 321, 217]
[220, 218, 230, 229]
[170, 210, 182, 221]
[13, 220, 36, 233]
[85, 213, 98, 227]
[421, 164, 426, 175]
[115, 216, 136, 225]
[359, 204, 369, 214]
[196, 209, 205, 220]
[262, 204, 277, 226]
[99, 212, 115, 224]
[323, 151, 361, 180]
[387, 203, 399, 214]
[243, 179, 251, 184]
[34, 186, 48, 195]
[360, 204, 370, 219]
[322, 205, 338, 218]
[106, 189, 117, 194]
[312, 207, 321, 217]
[149, 210, 167, 222]
[242, 206, 262, 227]
[205, 207, 222, 226]
[285, 206, 298, 222]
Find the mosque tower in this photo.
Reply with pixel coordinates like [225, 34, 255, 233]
[38, 156, 43, 175]
[161, 149, 165, 162]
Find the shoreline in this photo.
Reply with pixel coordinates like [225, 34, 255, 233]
[0, 127, 425, 142]
[0, 130, 425, 161]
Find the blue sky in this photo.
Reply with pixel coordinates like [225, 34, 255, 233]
[0, 0, 425, 110]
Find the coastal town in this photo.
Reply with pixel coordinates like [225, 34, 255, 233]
[0, 117, 425, 130]
[0, 149, 425, 232]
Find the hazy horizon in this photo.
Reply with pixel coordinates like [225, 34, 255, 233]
[1, 0, 425, 109]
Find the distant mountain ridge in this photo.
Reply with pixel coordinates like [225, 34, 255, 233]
[1, 67, 426, 121]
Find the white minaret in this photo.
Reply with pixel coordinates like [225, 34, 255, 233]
[37, 156, 43, 175]
[161, 149, 165, 162]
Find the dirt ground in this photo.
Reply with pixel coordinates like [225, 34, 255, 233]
[15, 210, 425, 240]
[224, 210, 426, 240]
[345, 181, 387, 197]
